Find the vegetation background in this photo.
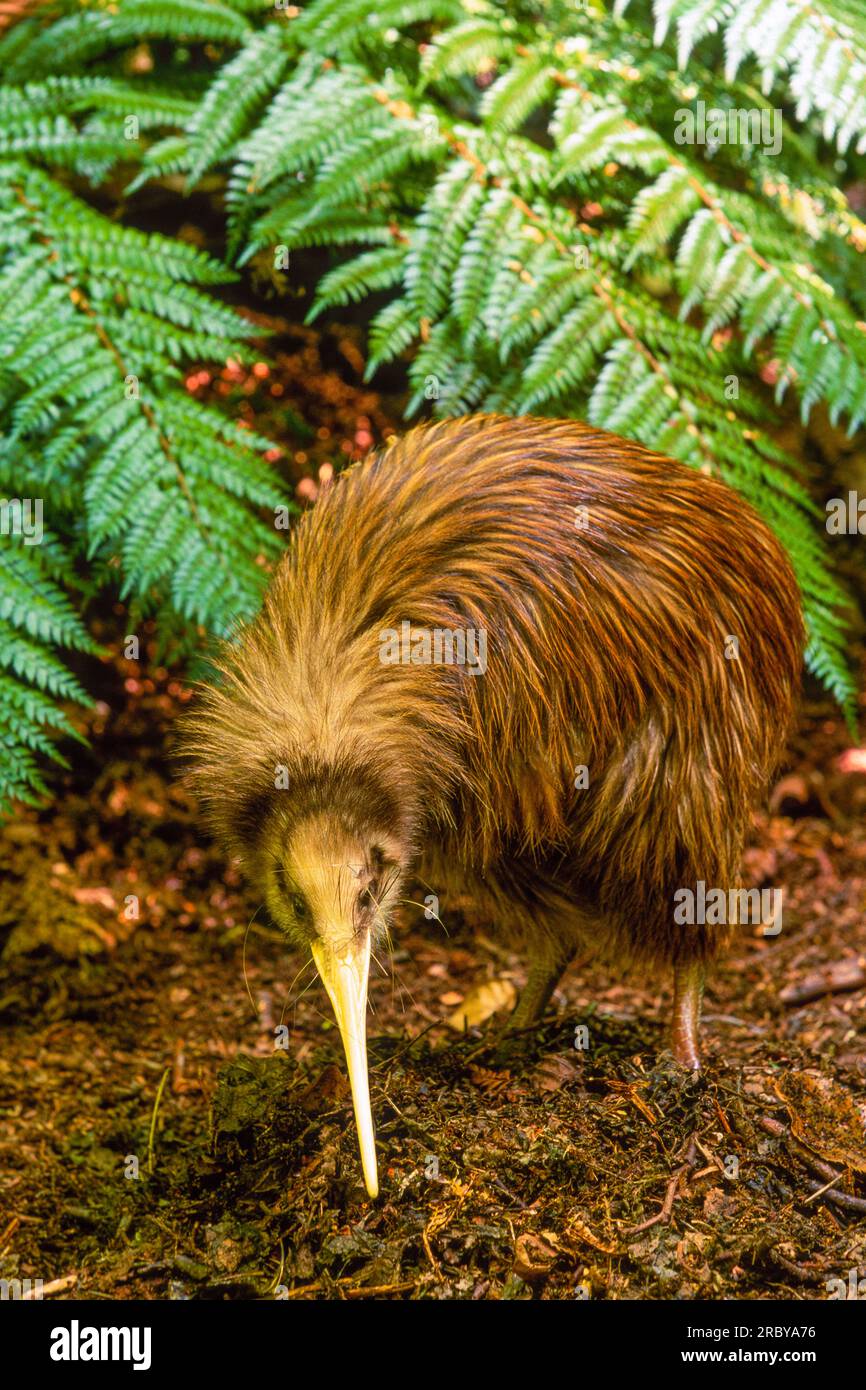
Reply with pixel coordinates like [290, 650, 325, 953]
[0, 0, 865, 1303]
[2, 0, 866, 810]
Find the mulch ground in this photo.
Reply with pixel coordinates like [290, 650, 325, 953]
[1, 654, 864, 1301]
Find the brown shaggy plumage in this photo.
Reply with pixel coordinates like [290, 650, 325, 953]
[182, 414, 803, 1054]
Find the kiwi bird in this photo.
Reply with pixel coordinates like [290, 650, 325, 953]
[183, 414, 803, 1198]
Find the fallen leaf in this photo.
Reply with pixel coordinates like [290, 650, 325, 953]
[468, 1065, 512, 1095]
[446, 977, 516, 1030]
[513, 1232, 556, 1282]
[533, 1053, 582, 1093]
[296, 1064, 350, 1113]
[774, 1072, 866, 1173]
[565, 1217, 619, 1255]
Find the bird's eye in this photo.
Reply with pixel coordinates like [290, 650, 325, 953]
[289, 892, 310, 923]
[359, 883, 378, 911]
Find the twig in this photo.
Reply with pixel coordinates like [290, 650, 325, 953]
[0, 1216, 20, 1251]
[283, 1275, 416, 1300]
[805, 1181, 866, 1213]
[779, 960, 866, 1006]
[703, 1013, 767, 1034]
[805, 1174, 842, 1205]
[370, 1019, 439, 1071]
[622, 1135, 697, 1235]
[23, 1274, 77, 1299]
[343, 1280, 416, 1299]
[769, 1250, 827, 1286]
[759, 1115, 842, 1182]
[147, 1067, 171, 1176]
[758, 1115, 866, 1212]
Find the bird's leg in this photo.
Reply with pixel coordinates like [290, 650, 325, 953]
[506, 940, 575, 1033]
[670, 960, 704, 1071]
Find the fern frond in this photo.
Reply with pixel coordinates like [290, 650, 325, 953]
[0, 156, 291, 803]
[2, 0, 251, 80]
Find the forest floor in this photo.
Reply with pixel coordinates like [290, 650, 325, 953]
[1, 326, 866, 1301]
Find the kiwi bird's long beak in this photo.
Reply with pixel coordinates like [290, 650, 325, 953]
[311, 934, 378, 1199]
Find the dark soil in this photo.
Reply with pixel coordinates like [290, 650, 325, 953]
[2, 656, 865, 1300]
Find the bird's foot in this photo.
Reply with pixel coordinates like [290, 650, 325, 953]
[669, 960, 705, 1072]
[670, 1031, 702, 1072]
